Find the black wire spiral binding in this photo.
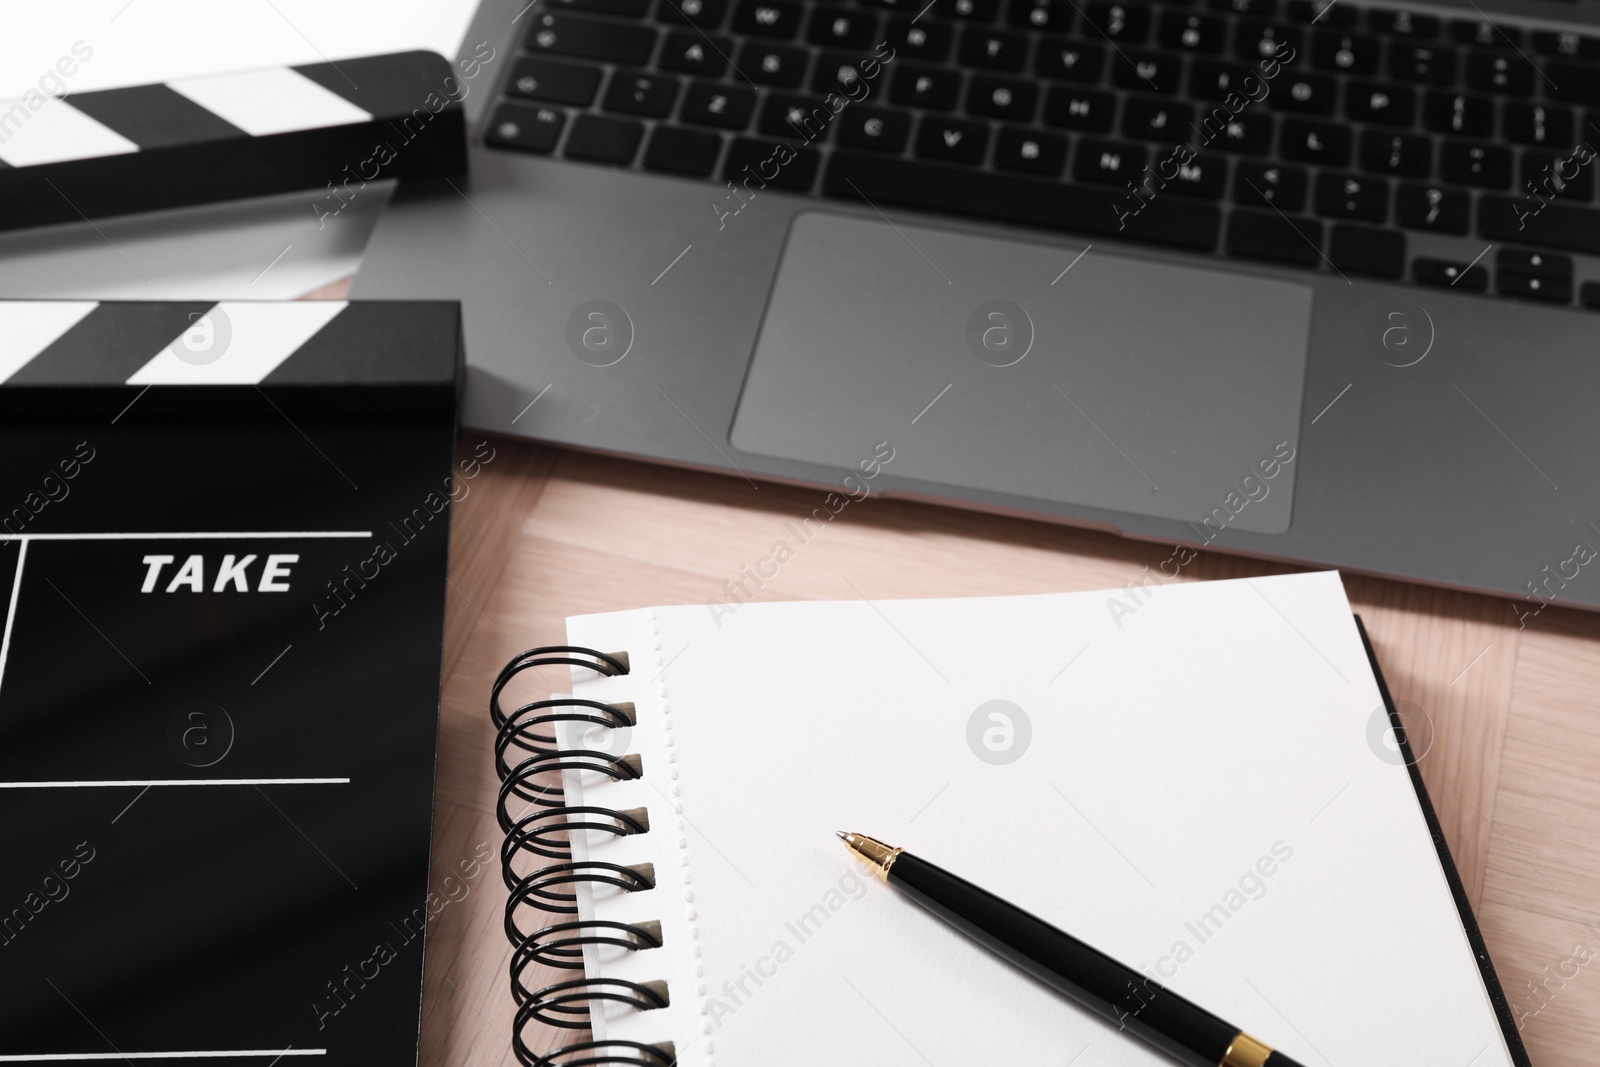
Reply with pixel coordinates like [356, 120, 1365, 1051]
[493, 646, 675, 1067]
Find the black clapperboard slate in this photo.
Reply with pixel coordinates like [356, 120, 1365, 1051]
[0, 300, 463, 1065]
[0, 51, 466, 232]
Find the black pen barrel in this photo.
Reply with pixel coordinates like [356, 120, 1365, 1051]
[889, 852, 1236, 1067]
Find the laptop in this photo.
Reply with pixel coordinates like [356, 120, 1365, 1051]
[353, 0, 1600, 614]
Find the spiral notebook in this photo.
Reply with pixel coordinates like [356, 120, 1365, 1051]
[494, 572, 1527, 1067]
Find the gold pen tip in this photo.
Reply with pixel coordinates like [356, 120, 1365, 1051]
[836, 831, 903, 877]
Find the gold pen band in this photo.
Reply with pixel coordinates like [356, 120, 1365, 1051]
[1220, 1032, 1273, 1067]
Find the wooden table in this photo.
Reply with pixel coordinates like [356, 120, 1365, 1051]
[416, 435, 1599, 1067]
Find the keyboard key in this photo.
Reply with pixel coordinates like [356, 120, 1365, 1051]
[891, 65, 964, 109]
[835, 105, 911, 151]
[1367, 9, 1437, 38]
[1233, 21, 1299, 62]
[1037, 39, 1107, 82]
[680, 81, 756, 128]
[1209, 0, 1276, 14]
[1234, 161, 1307, 209]
[994, 126, 1068, 173]
[759, 93, 833, 139]
[527, 14, 659, 65]
[603, 72, 681, 116]
[1448, 20, 1518, 49]
[811, 52, 877, 95]
[1523, 150, 1594, 200]
[886, 17, 954, 61]
[1162, 150, 1229, 197]
[1204, 111, 1275, 153]
[485, 102, 567, 153]
[1463, 25, 1531, 63]
[1043, 86, 1117, 131]
[658, 0, 728, 27]
[642, 126, 722, 174]
[1439, 141, 1511, 188]
[549, 0, 651, 16]
[1227, 209, 1323, 265]
[1501, 247, 1571, 276]
[1329, 224, 1404, 277]
[1271, 73, 1338, 114]
[1481, 196, 1600, 252]
[1280, 118, 1349, 165]
[1359, 130, 1430, 176]
[1315, 172, 1388, 221]
[1499, 251, 1570, 302]
[1110, 51, 1183, 93]
[1413, 257, 1487, 290]
[563, 114, 645, 163]
[1189, 59, 1254, 99]
[1423, 92, 1493, 137]
[1345, 82, 1414, 126]
[1581, 281, 1600, 309]
[959, 27, 1030, 70]
[723, 136, 819, 189]
[658, 32, 732, 75]
[1390, 44, 1457, 85]
[1122, 96, 1193, 139]
[821, 152, 1223, 249]
[916, 116, 990, 163]
[741, 42, 810, 85]
[506, 58, 603, 105]
[1465, 52, 1534, 95]
[1009, 0, 1074, 32]
[1074, 138, 1146, 183]
[1085, 1, 1151, 43]
[1533, 30, 1600, 59]
[1499, 270, 1572, 302]
[1286, 0, 1354, 25]
[1503, 103, 1573, 147]
[1545, 62, 1600, 105]
[1311, 31, 1378, 74]
[934, 0, 1001, 20]
[1396, 183, 1469, 233]
[967, 76, 1039, 120]
[1160, 11, 1226, 53]
[806, 6, 879, 48]
[732, 0, 802, 37]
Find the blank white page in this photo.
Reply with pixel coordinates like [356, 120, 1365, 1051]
[563, 572, 1515, 1067]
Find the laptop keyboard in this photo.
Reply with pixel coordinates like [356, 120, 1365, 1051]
[484, 0, 1600, 307]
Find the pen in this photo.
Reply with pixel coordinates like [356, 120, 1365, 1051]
[838, 832, 1307, 1067]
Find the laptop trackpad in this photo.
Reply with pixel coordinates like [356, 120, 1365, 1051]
[730, 211, 1313, 535]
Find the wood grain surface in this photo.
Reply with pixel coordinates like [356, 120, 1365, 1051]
[419, 437, 1599, 1067]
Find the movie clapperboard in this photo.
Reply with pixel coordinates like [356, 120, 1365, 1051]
[0, 51, 467, 233]
[0, 299, 462, 1064]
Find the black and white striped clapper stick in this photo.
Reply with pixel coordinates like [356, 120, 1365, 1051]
[0, 299, 461, 394]
[0, 51, 467, 234]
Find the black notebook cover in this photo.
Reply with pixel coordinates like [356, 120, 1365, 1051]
[1354, 615, 1532, 1067]
[0, 300, 462, 1065]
